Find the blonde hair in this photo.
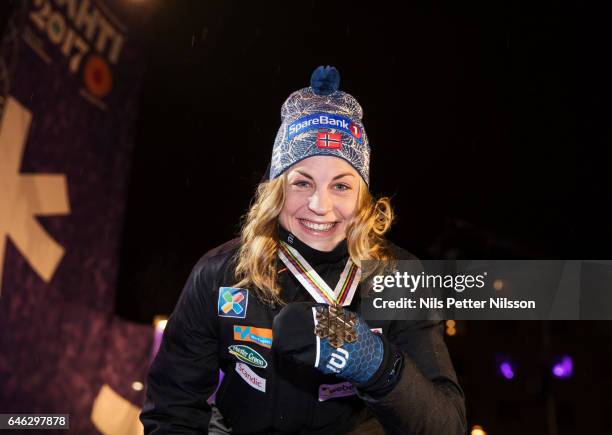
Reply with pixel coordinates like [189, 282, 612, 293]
[233, 174, 395, 305]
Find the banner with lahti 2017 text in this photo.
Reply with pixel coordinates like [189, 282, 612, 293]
[0, 1, 153, 432]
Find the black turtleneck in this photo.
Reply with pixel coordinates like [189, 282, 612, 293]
[277, 224, 352, 304]
[277, 225, 348, 265]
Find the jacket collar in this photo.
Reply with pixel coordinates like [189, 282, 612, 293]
[278, 224, 348, 265]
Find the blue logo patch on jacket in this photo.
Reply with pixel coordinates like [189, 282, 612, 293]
[218, 287, 249, 318]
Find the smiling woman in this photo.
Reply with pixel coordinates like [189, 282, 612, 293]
[281, 157, 360, 251]
[140, 66, 467, 434]
[234, 155, 395, 306]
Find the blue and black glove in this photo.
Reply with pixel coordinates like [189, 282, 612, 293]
[272, 302, 386, 384]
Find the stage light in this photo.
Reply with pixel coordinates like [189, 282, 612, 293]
[154, 316, 167, 331]
[493, 279, 504, 291]
[471, 425, 487, 435]
[151, 315, 169, 362]
[551, 355, 573, 379]
[445, 320, 457, 336]
[500, 362, 514, 379]
[496, 354, 516, 380]
[131, 381, 144, 391]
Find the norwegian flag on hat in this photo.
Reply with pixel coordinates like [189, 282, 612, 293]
[316, 132, 342, 149]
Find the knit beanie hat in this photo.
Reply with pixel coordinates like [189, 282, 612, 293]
[269, 66, 371, 185]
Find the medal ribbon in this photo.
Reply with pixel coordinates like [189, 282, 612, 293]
[278, 240, 361, 306]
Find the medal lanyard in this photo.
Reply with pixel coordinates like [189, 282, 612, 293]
[277, 240, 361, 306]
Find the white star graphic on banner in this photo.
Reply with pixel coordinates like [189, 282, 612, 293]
[0, 96, 70, 296]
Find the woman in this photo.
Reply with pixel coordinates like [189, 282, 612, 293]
[140, 66, 466, 434]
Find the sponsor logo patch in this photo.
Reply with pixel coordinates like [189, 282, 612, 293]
[233, 325, 273, 348]
[318, 382, 356, 401]
[287, 112, 363, 143]
[287, 113, 363, 142]
[228, 344, 268, 368]
[235, 362, 266, 392]
[349, 122, 362, 139]
[316, 132, 342, 149]
[218, 287, 248, 318]
[326, 347, 349, 373]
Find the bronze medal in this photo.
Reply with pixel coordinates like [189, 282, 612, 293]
[277, 240, 362, 348]
[314, 304, 358, 349]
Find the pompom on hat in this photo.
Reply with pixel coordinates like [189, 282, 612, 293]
[269, 66, 371, 185]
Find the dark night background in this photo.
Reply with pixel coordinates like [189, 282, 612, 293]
[4, 0, 610, 433]
[118, 1, 611, 434]
[117, 0, 611, 323]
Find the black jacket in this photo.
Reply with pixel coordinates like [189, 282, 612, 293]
[140, 230, 466, 434]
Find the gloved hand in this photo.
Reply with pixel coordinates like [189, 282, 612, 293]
[272, 302, 384, 384]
